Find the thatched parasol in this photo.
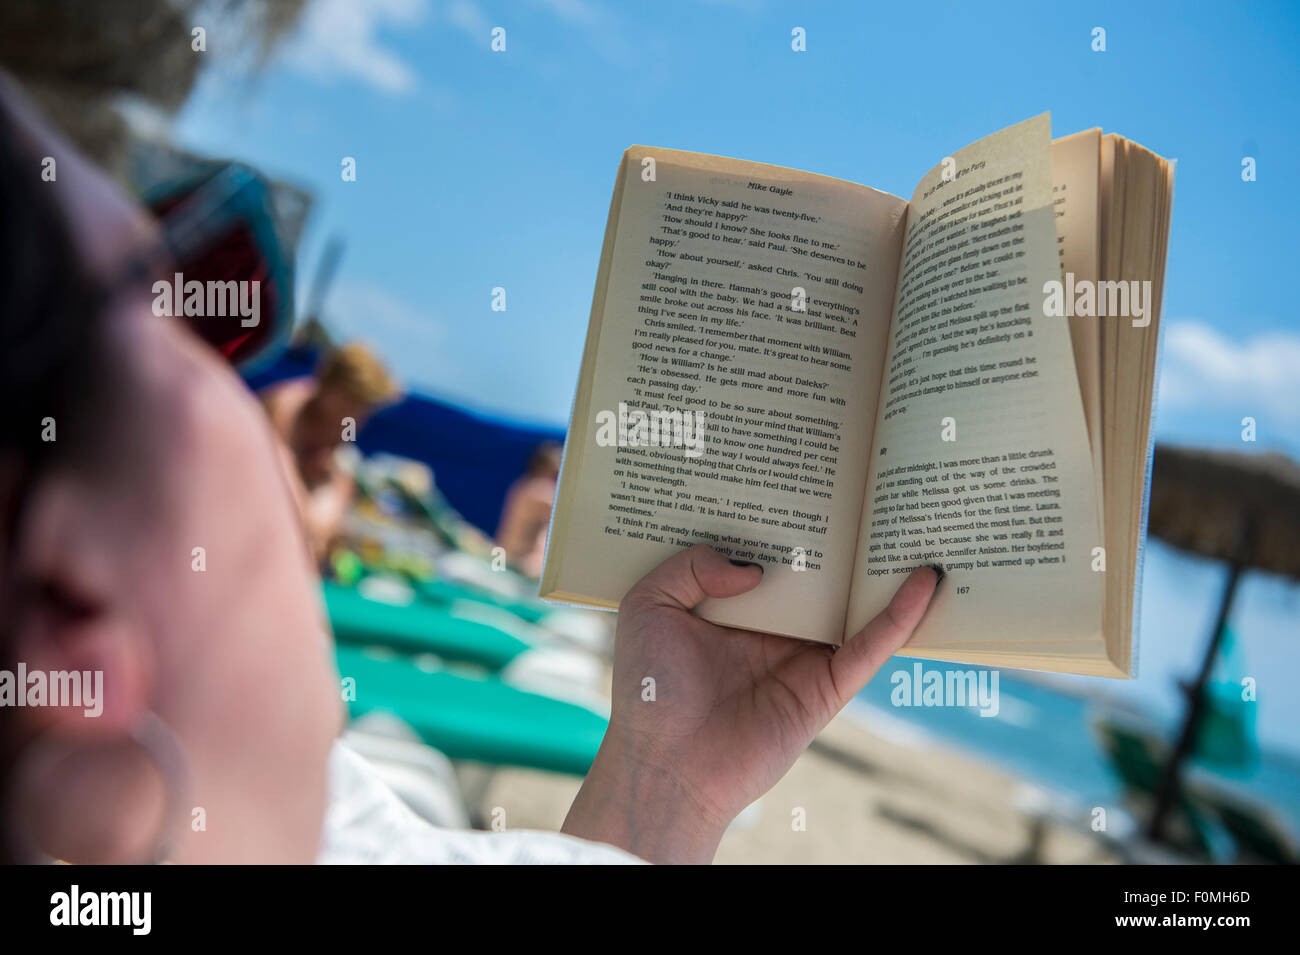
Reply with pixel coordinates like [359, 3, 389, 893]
[0, 0, 306, 176]
[1149, 444, 1300, 580]
[1144, 443, 1300, 843]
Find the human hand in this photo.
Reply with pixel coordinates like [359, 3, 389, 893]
[562, 544, 941, 863]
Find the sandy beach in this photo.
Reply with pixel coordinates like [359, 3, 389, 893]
[468, 707, 1119, 864]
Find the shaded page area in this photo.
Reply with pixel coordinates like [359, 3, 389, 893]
[545, 148, 906, 644]
[846, 115, 1104, 655]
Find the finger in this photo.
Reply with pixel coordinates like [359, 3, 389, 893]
[830, 565, 941, 705]
[625, 544, 764, 612]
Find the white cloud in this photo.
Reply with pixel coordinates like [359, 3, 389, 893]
[280, 0, 429, 94]
[528, 0, 631, 64]
[445, 0, 491, 41]
[1158, 320, 1300, 423]
[443, 0, 606, 51]
[532, 0, 600, 23]
[326, 279, 446, 348]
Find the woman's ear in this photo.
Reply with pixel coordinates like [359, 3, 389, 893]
[3, 469, 163, 864]
[6, 468, 153, 736]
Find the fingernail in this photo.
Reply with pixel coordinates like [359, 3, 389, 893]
[729, 559, 762, 571]
[926, 563, 946, 584]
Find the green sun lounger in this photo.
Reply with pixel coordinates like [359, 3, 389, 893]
[1095, 718, 1218, 859]
[335, 645, 606, 775]
[324, 581, 530, 671]
[416, 577, 552, 625]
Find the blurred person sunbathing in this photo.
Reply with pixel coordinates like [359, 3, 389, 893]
[0, 77, 940, 865]
[496, 441, 563, 578]
[260, 343, 400, 564]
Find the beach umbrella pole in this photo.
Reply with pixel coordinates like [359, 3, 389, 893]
[1146, 520, 1252, 845]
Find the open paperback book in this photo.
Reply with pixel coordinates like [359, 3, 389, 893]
[539, 114, 1174, 677]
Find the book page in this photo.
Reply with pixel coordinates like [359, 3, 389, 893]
[541, 148, 907, 644]
[845, 115, 1104, 653]
[1099, 136, 1174, 675]
[1050, 129, 1104, 521]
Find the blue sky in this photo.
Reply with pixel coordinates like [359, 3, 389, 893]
[172, 1, 1300, 751]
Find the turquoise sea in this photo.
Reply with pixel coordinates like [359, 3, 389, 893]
[849, 540, 1300, 841]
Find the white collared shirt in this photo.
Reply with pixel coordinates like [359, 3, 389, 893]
[317, 741, 644, 865]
